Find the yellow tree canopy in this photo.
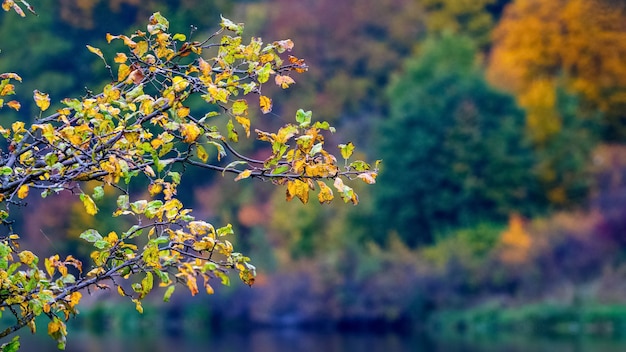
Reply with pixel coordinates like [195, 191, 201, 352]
[487, 0, 626, 141]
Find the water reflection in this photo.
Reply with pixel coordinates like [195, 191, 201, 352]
[16, 329, 626, 352]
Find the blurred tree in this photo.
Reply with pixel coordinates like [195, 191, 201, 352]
[532, 89, 600, 206]
[487, 0, 626, 141]
[374, 34, 541, 246]
[0, 0, 76, 115]
[258, 0, 425, 120]
[58, 0, 231, 30]
[421, 0, 497, 47]
[498, 214, 532, 264]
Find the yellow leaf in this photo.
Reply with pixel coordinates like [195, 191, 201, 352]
[286, 179, 309, 204]
[134, 41, 148, 57]
[118, 63, 131, 82]
[114, 53, 128, 63]
[134, 299, 144, 314]
[81, 194, 98, 215]
[18, 250, 35, 265]
[186, 275, 199, 296]
[44, 256, 56, 277]
[105, 231, 118, 246]
[176, 106, 190, 118]
[196, 145, 209, 162]
[58, 264, 68, 277]
[68, 291, 82, 308]
[316, 181, 334, 204]
[234, 169, 252, 181]
[0, 83, 14, 96]
[235, 116, 251, 137]
[12, 121, 24, 133]
[198, 57, 212, 76]
[17, 184, 28, 199]
[180, 122, 201, 143]
[172, 76, 189, 92]
[86, 45, 104, 60]
[148, 182, 163, 196]
[259, 95, 272, 114]
[47, 320, 62, 336]
[33, 90, 50, 111]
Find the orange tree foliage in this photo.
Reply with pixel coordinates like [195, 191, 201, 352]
[0, 7, 377, 349]
[487, 0, 626, 141]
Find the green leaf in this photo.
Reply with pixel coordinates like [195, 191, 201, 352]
[148, 12, 170, 34]
[339, 142, 355, 160]
[309, 142, 323, 156]
[80, 229, 103, 243]
[163, 286, 175, 302]
[313, 121, 336, 132]
[232, 100, 248, 116]
[1, 336, 20, 352]
[207, 141, 226, 160]
[226, 119, 238, 142]
[349, 160, 370, 171]
[124, 225, 143, 239]
[296, 109, 312, 127]
[257, 63, 272, 84]
[94, 240, 110, 250]
[217, 224, 234, 237]
[220, 15, 244, 35]
[168, 171, 181, 184]
[154, 269, 170, 284]
[141, 272, 154, 294]
[44, 153, 58, 167]
[172, 33, 186, 41]
[130, 200, 148, 214]
[221, 161, 248, 177]
[92, 186, 104, 201]
[117, 195, 130, 210]
[0, 166, 12, 176]
[272, 165, 290, 175]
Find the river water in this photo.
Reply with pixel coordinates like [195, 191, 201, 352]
[16, 329, 626, 352]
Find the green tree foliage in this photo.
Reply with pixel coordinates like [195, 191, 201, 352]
[0, 7, 376, 348]
[421, 0, 497, 47]
[532, 90, 600, 206]
[374, 34, 539, 246]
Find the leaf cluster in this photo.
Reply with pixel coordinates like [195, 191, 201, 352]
[0, 11, 376, 349]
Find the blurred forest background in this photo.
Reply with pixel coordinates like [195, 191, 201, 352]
[5, 0, 626, 337]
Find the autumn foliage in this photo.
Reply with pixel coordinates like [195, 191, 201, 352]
[0, 6, 376, 349]
[488, 0, 626, 141]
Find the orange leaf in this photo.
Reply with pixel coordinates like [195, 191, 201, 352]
[6, 100, 20, 111]
[275, 75, 295, 89]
